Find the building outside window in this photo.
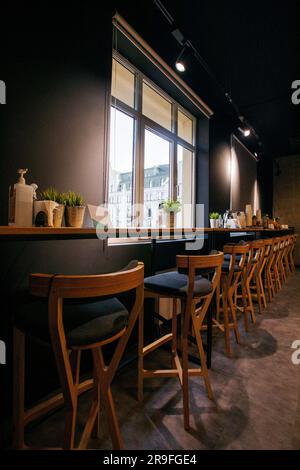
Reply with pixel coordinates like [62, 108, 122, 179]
[109, 54, 196, 228]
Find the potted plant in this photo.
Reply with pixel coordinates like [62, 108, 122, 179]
[162, 199, 181, 229]
[53, 192, 67, 228]
[209, 212, 219, 228]
[34, 187, 63, 227]
[65, 191, 85, 228]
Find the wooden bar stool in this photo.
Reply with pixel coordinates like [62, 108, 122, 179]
[277, 237, 287, 286]
[138, 251, 223, 431]
[288, 234, 298, 273]
[215, 244, 249, 357]
[282, 236, 292, 278]
[235, 242, 261, 331]
[249, 240, 267, 313]
[263, 238, 276, 302]
[13, 262, 144, 450]
[270, 237, 282, 293]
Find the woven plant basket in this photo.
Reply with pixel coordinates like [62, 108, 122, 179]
[66, 206, 85, 228]
[53, 204, 65, 228]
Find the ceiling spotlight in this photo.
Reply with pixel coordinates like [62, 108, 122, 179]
[238, 126, 251, 137]
[254, 152, 258, 157]
[175, 44, 193, 73]
[176, 61, 186, 72]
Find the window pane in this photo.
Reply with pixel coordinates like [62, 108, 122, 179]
[111, 58, 135, 108]
[177, 145, 193, 227]
[142, 82, 172, 131]
[178, 109, 193, 144]
[108, 107, 134, 227]
[144, 129, 170, 226]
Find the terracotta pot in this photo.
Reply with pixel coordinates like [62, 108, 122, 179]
[66, 206, 85, 228]
[53, 204, 65, 228]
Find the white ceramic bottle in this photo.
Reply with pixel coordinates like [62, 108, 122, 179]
[8, 169, 35, 227]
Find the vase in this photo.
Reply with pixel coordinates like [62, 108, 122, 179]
[66, 206, 85, 228]
[34, 200, 58, 226]
[169, 211, 175, 229]
[245, 204, 253, 226]
[53, 204, 65, 228]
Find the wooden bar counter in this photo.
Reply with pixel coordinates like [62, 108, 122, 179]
[0, 225, 293, 241]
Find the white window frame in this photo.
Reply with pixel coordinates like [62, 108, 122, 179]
[109, 52, 197, 234]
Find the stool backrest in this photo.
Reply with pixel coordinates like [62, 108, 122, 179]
[223, 243, 249, 266]
[176, 252, 224, 338]
[176, 251, 224, 298]
[263, 238, 273, 258]
[29, 262, 145, 389]
[222, 244, 249, 284]
[30, 263, 144, 299]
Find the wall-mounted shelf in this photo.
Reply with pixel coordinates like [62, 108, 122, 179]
[0, 226, 293, 241]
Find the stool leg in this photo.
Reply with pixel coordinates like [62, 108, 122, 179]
[70, 350, 81, 390]
[260, 275, 267, 308]
[171, 298, 178, 367]
[137, 303, 144, 402]
[93, 348, 123, 450]
[228, 286, 240, 344]
[13, 327, 25, 449]
[245, 264, 256, 326]
[216, 281, 220, 322]
[266, 268, 273, 302]
[255, 270, 263, 314]
[182, 332, 190, 431]
[91, 367, 101, 440]
[63, 405, 77, 449]
[275, 262, 281, 291]
[241, 277, 249, 332]
[193, 322, 213, 399]
[222, 278, 232, 357]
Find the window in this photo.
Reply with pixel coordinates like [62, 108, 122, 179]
[108, 107, 134, 227]
[111, 58, 135, 108]
[178, 109, 193, 144]
[142, 82, 172, 131]
[109, 54, 196, 228]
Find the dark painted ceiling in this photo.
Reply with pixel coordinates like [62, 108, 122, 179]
[117, 0, 300, 158]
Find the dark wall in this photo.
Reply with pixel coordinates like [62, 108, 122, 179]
[209, 116, 233, 214]
[0, 5, 113, 222]
[196, 115, 210, 224]
[257, 158, 274, 217]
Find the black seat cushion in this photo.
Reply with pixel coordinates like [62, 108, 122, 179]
[222, 261, 242, 273]
[144, 271, 213, 297]
[224, 253, 242, 262]
[14, 297, 128, 347]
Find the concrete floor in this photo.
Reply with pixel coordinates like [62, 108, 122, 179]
[26, 271, 300, 450]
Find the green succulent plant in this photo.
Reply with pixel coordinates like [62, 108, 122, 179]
[56, 192, 68, 205]
[40, 187, 68, 205]
[40, 187, 59, 202]
[161, 199, 181, 213]
[209, 212, 220, 219]
[65, 191, 84, 207]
